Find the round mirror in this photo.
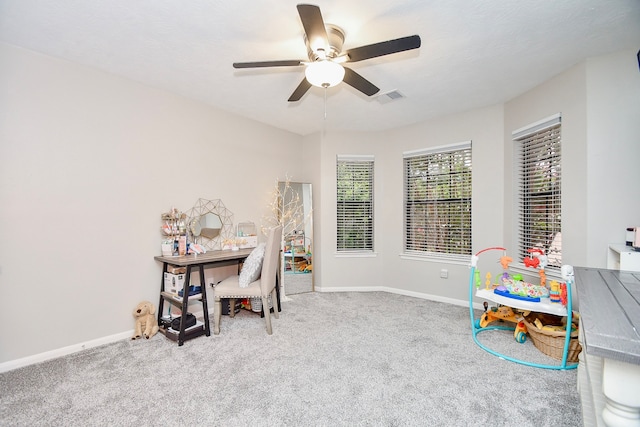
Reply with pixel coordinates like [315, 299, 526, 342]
[186, 199, 234, 251]
[200, 213, 222, 239]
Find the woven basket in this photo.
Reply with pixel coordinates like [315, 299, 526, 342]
[522, 317, 582, 362]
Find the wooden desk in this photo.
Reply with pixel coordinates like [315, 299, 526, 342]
[574, 267, 640, 426]
[155, 249, 253, 345]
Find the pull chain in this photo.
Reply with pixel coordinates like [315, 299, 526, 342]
[323, 86, 328, 120]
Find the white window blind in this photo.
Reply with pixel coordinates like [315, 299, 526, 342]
[337, 155, 374, 252]
[513, 115, 562, 268]
[403, 143, 472, 259]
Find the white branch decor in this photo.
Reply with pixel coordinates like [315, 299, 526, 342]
[262, 176, 312, 302]
[262, 176, 307, 237]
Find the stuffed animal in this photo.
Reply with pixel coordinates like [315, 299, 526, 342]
[132, 301, 159, 340]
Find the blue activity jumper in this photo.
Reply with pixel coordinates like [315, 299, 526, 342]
[469, 246, 578, 370]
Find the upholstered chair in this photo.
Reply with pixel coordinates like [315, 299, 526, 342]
[213, 225, 283, 335]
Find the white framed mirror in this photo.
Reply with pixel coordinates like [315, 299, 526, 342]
[278, 181, 313, 294]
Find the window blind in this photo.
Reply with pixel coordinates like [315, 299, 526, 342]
[403, 143, 472, 258]
[337, 155, 374, 252]
[514, 118, 562, 268]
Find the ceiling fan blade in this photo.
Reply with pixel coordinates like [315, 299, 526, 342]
[233, 60, 304, 69]
[342, 67, 380, 96]
[288, 78, 313, 102]
[297, 4, 329, 53]
[344, 35, 421, 63]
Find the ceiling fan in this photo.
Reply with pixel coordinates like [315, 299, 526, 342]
[233, 4, 421, 102]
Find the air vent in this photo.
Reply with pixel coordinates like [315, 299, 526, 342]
[376, 90, 405, 104]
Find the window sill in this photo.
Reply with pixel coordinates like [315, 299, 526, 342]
[400, 253, 470, 266]
[334, 251, 377, 258]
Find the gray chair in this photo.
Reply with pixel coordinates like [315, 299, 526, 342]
[213, 225, 283, 335]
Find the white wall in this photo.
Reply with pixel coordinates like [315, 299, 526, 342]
[585, 50, 640, 265]
[0, 43, 303, 364]
[301, 132, 322, 288]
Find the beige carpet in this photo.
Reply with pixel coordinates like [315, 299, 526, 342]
[0, 291, 581, 426]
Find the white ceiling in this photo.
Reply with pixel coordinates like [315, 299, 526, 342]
[1, 0, 639, 136]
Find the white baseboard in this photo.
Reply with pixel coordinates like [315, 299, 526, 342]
[315, 285, 484, 311]
[0, 330, 133, 374]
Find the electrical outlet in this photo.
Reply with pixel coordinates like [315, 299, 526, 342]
[440, 269, 448, 279]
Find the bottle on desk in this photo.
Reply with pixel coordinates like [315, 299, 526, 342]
[178, 236, 187, 256]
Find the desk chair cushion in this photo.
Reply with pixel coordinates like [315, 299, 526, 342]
[238, 243, 266, 287]
[215, 276, 263, 297]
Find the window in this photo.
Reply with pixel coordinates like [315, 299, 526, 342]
[404, 143, 472, 260]
[336, 155, 374, 252]
[513, 114, 562, 268]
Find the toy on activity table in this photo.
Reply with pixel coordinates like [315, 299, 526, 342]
[549, 280, 561, 303]
[560, 282, 568, 305]
[548, 280, 569, 305]
[499, 255, 513, 280]
[485, 272, 492, 290]
[525, 248, 547, 286]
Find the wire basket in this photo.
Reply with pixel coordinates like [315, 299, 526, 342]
[250, 296, 273, 313]
[522, 317, 582, 362]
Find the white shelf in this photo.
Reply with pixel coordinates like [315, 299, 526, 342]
[161, 291, 202, 303]
[607, 244, 640, 272]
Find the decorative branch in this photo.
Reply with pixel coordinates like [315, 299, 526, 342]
[262, 175, 309, 238]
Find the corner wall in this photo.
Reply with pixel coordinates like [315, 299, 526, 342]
[503, 49, 640, 269]
[317, 49, 639, 304]
[504, 61, 589, 268]
[317, 105, 505, 304]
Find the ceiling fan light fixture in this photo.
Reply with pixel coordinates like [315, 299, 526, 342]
[305, 60, 345, 88]
[233, 5, 421, 102]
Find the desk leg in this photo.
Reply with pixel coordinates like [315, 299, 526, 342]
[275, 273, 281, 312]
[198, 265, 210, 336]
[177, 266, 192, 346]
[158, 263, 168, 327]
